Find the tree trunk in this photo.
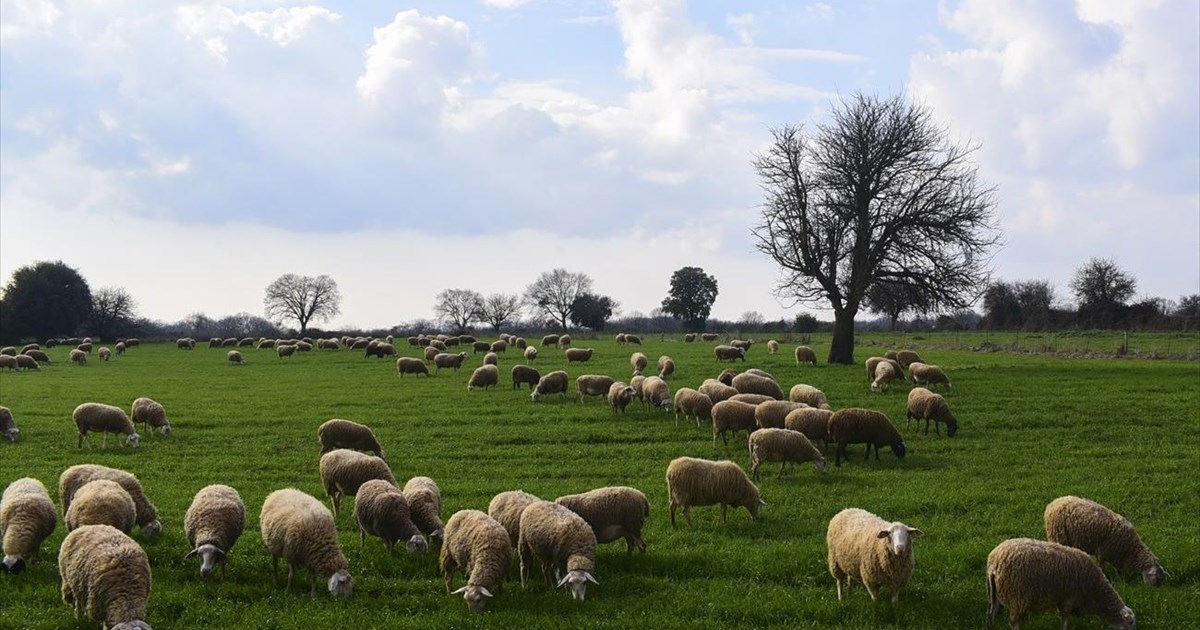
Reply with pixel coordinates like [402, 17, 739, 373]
[828, 311, 856, 364]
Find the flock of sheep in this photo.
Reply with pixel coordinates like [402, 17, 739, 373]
[0, 332, 1169, 629]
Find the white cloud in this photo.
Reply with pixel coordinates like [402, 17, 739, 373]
[726, 12, 754, 45]
[807, 3, 833, 20]
[176, 3, 341, 62]
[482, 0, 534, 9]
[0, 0, 60, 40]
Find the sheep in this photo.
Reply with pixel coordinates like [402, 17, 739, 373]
[673, 388, 714, 427]
[318, 449, 397, 517]
[23, 349, 48, 364]
[732, 372, 784, 400]
[0, 355, 16, 371]
[434, 351, 469, 373]
[59, 465, 162, 540]
[352, 338, 373, 350]
[754, 400, 809, 429]
[277, 344, 298, 359]
[884, 350, 899, 361]
[0, 346, 14, 356]
[64, 479, 136, 534]
[115, 341, 127, 355]
[1, 477, 57, 573]
[828, 408, 907, 466]
[20, 343, 39, 353]
[98, 347, 112, 361]
[222, 337, 238, 347]
[700, 333, 719, 342]
[905, 388, 959, 437]
[260, 488, 353, 599]
[615, 333, 627, 344]
[714, 345, 746, 362]
[1044, 496, 1165, 586]
[402, 477, 445, 544]
[488, 490, 544, 548]
[44, 338, 59, 347]
[70, 348, 88, 366]
[896, 350, 924, 369]
[789, 384, 833, 410]
[319, 339, 340, 350]
[365, 342, 396, 358]
[208, 338, 221, 348]
[440, 510, 511, 614]
[624, 334, 642, 345]
[511, 365, 541, 390]
[423, 346, 441, 362]
[748, 429, 827, 480]
[467, 364, 500, 391]
[466, 341, 485, 354]
[177, 337, 194, 350]
[711, 400, 759, 446]
[607, 382, 637, 414]
[555, 486, 650, 556]
[630, 352, 648, 375]
[257, 339, 277, 350]
[827, 508, 923, 606]
[317, 419, 385, 458]
[131, 397, 171, 437]
[183, 484, 245, 578]
[352, 479, 427, 555]
[0, 406, 17, 442]
[565, 347, 593, 363]
[531, 370, 570, 401]
[697, 379, 738, 404]
[238, 337, 254, 347]
[767, 340, 779, 354]
[657, 355, 675, 380]
[518, 500, 599, 602]
[871, 360, 897, 392]
[666, 457, 763, 528]
[524, 345, 538, 364]
[514, 337, 527, 349]
[630, 374, 647, 402]
[986, 538, 1136, 630]
[717, 368, 739, 385]
[785, 407, 834, 451]
[729, 393, 773, 406]
[396, 357, 430, 377]
[483, 351, 499, 366]
[73, 402, 140, 448]
[58, 524, 153, 627]
[458, 335, 476, 344]
[490, 340, 508, 353]
[227, 350, 244, 365]
[745, 368, 775, 379]
[445, 337, 460, 347]
[430, 340, 448, 352]
[557, 334, 573, 349]
[576, 375, 615, 403]
[795, 346, 817, 365]
[640, 376, 672, 411]
[865, 357, 906, 383]
[684, 333, 696, 342]
[909, 362, 952, 391]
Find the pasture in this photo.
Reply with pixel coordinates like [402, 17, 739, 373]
[1, 337, 1197, 629]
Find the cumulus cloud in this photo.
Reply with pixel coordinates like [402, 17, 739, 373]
[0, 0, 60, 40]
[177, 3, 341, 62]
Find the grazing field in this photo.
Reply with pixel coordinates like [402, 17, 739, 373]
[1, 337, 1198, 629]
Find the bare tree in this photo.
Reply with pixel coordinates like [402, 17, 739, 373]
[479, 293, 522, 332]
[263, 274, 341, 335]
[524, 269, 593, 331]
[89, 287, 138, 340]
[434, 289, 484, 332]
[864, 281, 934, 331]
[752, 93, 1000, 363]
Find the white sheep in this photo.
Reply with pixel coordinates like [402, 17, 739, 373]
[1044, 496, 1165, 586]
[1, 477, 57, 573]
[260, 488, 352, 598]
[524, 345, 538, 364]
[58, 465, 162, 541]
[518, 500, 599, 602]
[697, 379, 738, 404]
[1, 405, 18, 442]
[65, 479, 136, 534]
[784, 407, 834, 451]
[640, 376, 672, 411]
[870, 360, 897, 392]
[767, 340, 779, 354]
[440, 509, 511, 614]
[318, 419, 385, 458]
[184, 484, 246, 578]
[396, 357, 430, 377]
[909, 362, 952, 390]
[656, 355, 675, 380]
[72, 403, 140, 448]
[483, 351, 499, 366]
[131, 397, 171, 437]
[565, 347, 593, 363]
[607, 382, 636, 414]
[434, 352, 469, 373]
[630, 352, 648, 375]
[826, 507, 922, 605]
[98, 347, 112, 361]
[353, 479, 427, 555]
[788, 384, 833, 410]
[318, 449, 397, 516]
[672, 388, 714, 427]
[467, 364, 500, 391]
[531, 370, 570, 402]
[402, 476, 445, 544]
[795, 346, 817, 365]
[710, 400, 759, 446]
[713, 345, 746, 362]
[748, 428, 827, 480]
[70, 348, 88, 366]
[665, 457, 763, 527]
[487, 490, 544, 548]
[555, 486, 650, 556]
[731, 372, 784, 399]
[58, 524, 153, 628]
[575, 374, 616, 403]
[227, 350, 244, 365]
[754, 400, 809, 430]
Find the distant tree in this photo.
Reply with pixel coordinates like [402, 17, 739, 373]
[216, 312, 279, 338]
[524, 269, 593, 331]
[1176, 294, 1200, 319]
[0, 260, 93, 340]
[982, 281, 1022, 329]
[1071, 258, 1136, 327]
[478, 293, 522, 332]
[263, 274, 341, 335]
[89, 287, 138, 340]
[184, 312, 215, 339]
[1014, 280, 1054, 329]
[569, 293, 617, 331]
[740, 311, 765, 327]
[864, 282, 934, 331]
[434, 289, 484, 332]
[794, 312, 819, 333]
[660, 266, 719, 332]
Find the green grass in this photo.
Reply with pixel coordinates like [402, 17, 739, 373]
[1, 337, 1198, 629]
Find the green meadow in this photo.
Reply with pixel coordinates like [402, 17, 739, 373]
[1, 336, 1197, 629]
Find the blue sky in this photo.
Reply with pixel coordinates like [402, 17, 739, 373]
[1, 0, 1197, 328]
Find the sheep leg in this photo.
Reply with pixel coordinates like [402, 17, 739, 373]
[78, 432, 86, 448]
[751, 461, 760, 481]
[271, 556, 279, 587]
[285, 563, 295, 592]
[102, 432, 108, 448]
[835, 442, 846, 467]
[935, 420, 941, 436]
[718, 504, 727, 525]
[309, 571, 317, 598]
[863, 443, 872, 461]
[875, 444, 882, 461]
[864, 581, 878, 601]
[778, 462, 787, 478]
[519, 543, 531, 588]
[683, 506, 694, 529]
[669, 501, 678, 528]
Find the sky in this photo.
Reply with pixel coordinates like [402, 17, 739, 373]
[1, 0, 1197, 329]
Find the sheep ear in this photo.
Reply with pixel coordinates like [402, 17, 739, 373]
[213, 547, 227, 558]
[478, 587, 493, 598]
[184, 549, 198, 559]
[876, 530, 891, 539]
[451, 586, 469, 595]
[556, 575, 570, 588]
[585, 572, 599, 585]
[908, 528, 924, 538]
[758, 498, 767, 506]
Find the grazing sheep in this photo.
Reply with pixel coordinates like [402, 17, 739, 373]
[767, 340, 779, 354]
[402, 477, 445, 545]
[0, 355, 16, 371]
[828, 408, 906, 466]
[396, 357, 430, 378]
[748, 429, 827, 480]
[73, 402, 140, 448]
[1, 478, 57, 573]
[729, 339, 752, 351]
[20, 343, 39, 353]
[354, 338, 375, 350]
[184, 484, 246, 578]
[0, 346, 14, 356]
[365, 342, 396, 358]
[732, 372, 784, 400]
[222, 338, 238, 347]
[524, 345, 538, 363]
[827, 508, 923, 605]
[467, 364, 500, 391]
[986, 538, 1136, 630]
[469, 341, 487, 354]
[319, 339, 340, 350]
[227, 350, 244, 365]
[445, 337, 460, 347]
[789, 384, 833, 410]
[58, 524, 152, 627]
[514, 337, 527, 349]
[430, 340, 448, 352]
[896, 350, 924, 369]
[70, 349, 88, 366]
[440, 510, 511, 614]
[909, 362, 952, 391]
[177, 338, 194, 350]
[630, 352, 648, 375]
[208, 338, 221, 348]
[684, 333, 696, 342]
[1044, 496, 1165, 586]
[673, 388, 714, 427]
[615, 333, 627, 344]
[905, 388, 959, 437]
[557, 335, 572, 349]
[512, 365, 541, 390]
[885, 350, 899, 361]
[488, 490, 543, 548]
[15, 353, 40, 370]
[260, 488, 353, 599]
[20, 349, 47, 363]
[353, 479, 427, 555]
[714, 345, 746, 362]
[665, 457, 763, 528]
[698, 379, 738, 404]
[518, 501, 598, 602]
[729, 393, 773, 405]
[711, 400, 760, 446]
[795, 346, 817, 365]
[607, 382, 637, 414]
[531, 370, 570, 402]
[629, 374, 647, 402]
[131, 397, 171, 437]
[98, 347, 111, 361]
[565, 347, 593, 363]
[115, 341, 127, 355]
[555, 486, 650, 556]
[745, 368, 775, 379]
[238, 337, 254, 347]
[277, 344, 298, 359]
[576, 375, 616, 403]
[700, 333, 719, 342]
[423, 346, 441, 361]
[657, 355, 675, 380]
[490, 340, 508, 353]
[65, 479, 136, 534]
[640, 376, 672, 411]
[416, 337, 432, 348]
[624, 334, 642, 345]
[258, 339, 277, 350]
[483, 351, 499, 366]
[1, 406, 18, 441]
[434, 352, 469, 373]
[318, 449, 397, 517]
[59, 464, 161, 540]
[318, 419, 385, 458]
[784, 407, 834, 451]
[717, 369, 739, 385]
[871, 360, 897, 392]
[754, 400, 809, 430]
[865, 357, 906, 384]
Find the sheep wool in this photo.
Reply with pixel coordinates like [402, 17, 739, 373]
[483, 352, 499, 366]
[319, 449, 397, 516]
[403, 477, 445, 544]
[512, 364, 541, 390]
[531, 370, 570, 402]
[713, 345, 746, 362]
[1044, 496, 1165, 586]
[353, 479, 427, 555]
[433, 352, 469, 373]
[656, 356, 675, 380]
[1, 405, 19, 441]
[788, 384, 833, 410]
[565, 348, 593, 363]
[827, 508, 923, 605]
[184, 484, 246, 578]
[467, 364, 500, 391]
[672, 388, 714, 427]
[65, 480, 136, 534]
[576, 375, 616, 402]
[871, 360, 897, 392]
[795, 346, 818, 365]
[557, 335, 572, 349]
[905, 388, 959, 437]
[717, 368, 740, 385]
[523, 345, 538, 363]
[697, 379, 738, 404]
[607, 382, 637, 414]
[260, 488, 352, 598]
[640, 376, 672, 411]
[555, 486, 650, 556]
[710, 400, 760, 446]
[828, 408, 907, 466]
[131, 397, 171, 437]
[0, 355, 16, 371]
[59, 465, 162, 540]
[541, 334, 560, 348]
[748, 429, 827, 480]
[58, 525, 152, 627]
[318, 419, 385, 458]
[784, 407, 834, 451]
[909, 362, 952, 390]
[518, 501, 599, 602]
[440, 510, 511, 614]
[227, 350, 244, 365]
[754, 400, 809, 430]
[865, 357, 906, 383]
[69, 348, 88, 366]
[487, 490, 544, 548]
[15, 354, 39, 370]
[396, 357, 430, 377]
[766, 340, 779, 354]
[1, 477, 58, 573]
[630, 352, 648, 375]
[731, 372, 784, 400]
[72, 402, 140, 448]
[666, 457, 763, 528]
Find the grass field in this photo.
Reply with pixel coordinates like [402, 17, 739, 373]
[1, 336, 1198, 629]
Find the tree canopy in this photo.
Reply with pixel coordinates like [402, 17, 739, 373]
[660, 266, 718, 332]
[524, 268, 593, 331]
[263, 274, 341, 335]
[0, 260, 93, 341]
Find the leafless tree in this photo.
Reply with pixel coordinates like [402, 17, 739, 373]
[479, 293, 522, 332]
[752, 92, 1000, 363]
[524, 268, 593, 331]
[263, 274, 341, 335]
[434, 289, 484, 332]
[89, 287, 138, 340]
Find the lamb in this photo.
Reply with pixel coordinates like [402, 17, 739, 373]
[1044, 496, 1165, 586]
[424, 346, 441, 361]
[467, 364, 500, 391]
[717, 368, 739, 385]
[524, 345, 538, 363]
[70, 348, 88, 366]
[440, 510, 511, 613]
[576, 375, 616, 403]
[828, 408, 907, 466]
[518, 500, 599, 602]
[483, 351, 499, 366]
[434, 351, 469, 373]
[98, 347, 112, 361]
[789, 384, 833, 410]
[871, 360, 897, 392]
[396, 357, 430, 377]
[713, 345, 746, 362]
[73, 402, 141, 448]
[700, 333, 719, 342]
[656, 355, 675, 380]
[986, 538, 1136, 630]
[640, 376, 672, 411]
[795, 346, 817, 365]
[319, 449, 397, 516]
[353, 479, 427, 555]
[555, 486, 650, 556]
[131, 397, 171, 437]
[672, 388, 714, 427]
[905, 388, 959, 437]
[58, 524, 153, 627]
[698, 379, 738, 404]
[531, 370, 570, 401]
[565, 347, 593, 363]
[317, 419, 385, 458]
[865, 357, 906, 384]
[754, 400, 809, 430]
[490, 340, 508, 353]
[184, 484, 246, 578]
[711, 400, 760, 446]
[729, 393, 773, 405]
[65, 480, 136, 534]
[826, 508, 923, 605]
[630, 352, 648, 375]
[0, 355, 16, 371]
[1, 477, 57, 573]
[277, 344, 298, 358]
[909, 362, 952, 391]
[512, 365, 541, 390]
[260, 488, 353, 598]
[1, 405, 18, 442]
[665, 456, 763, 528]
[402, 476, 445, 544]
[748, 429, 827, 480]
[624, 334, 642, 345]
[227, 350, 244, 365]
[784, 407, 834, 451]
[607, 382, 637, 414]
[732, 372, 784, 400]
[896, 350, 924, 369]
[557, 334, 572, 349]
[15, 353, 40, 370]
[58, 464, 162, 540]
[541, 334, 560, 347]
[488, 490, 544, 548]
